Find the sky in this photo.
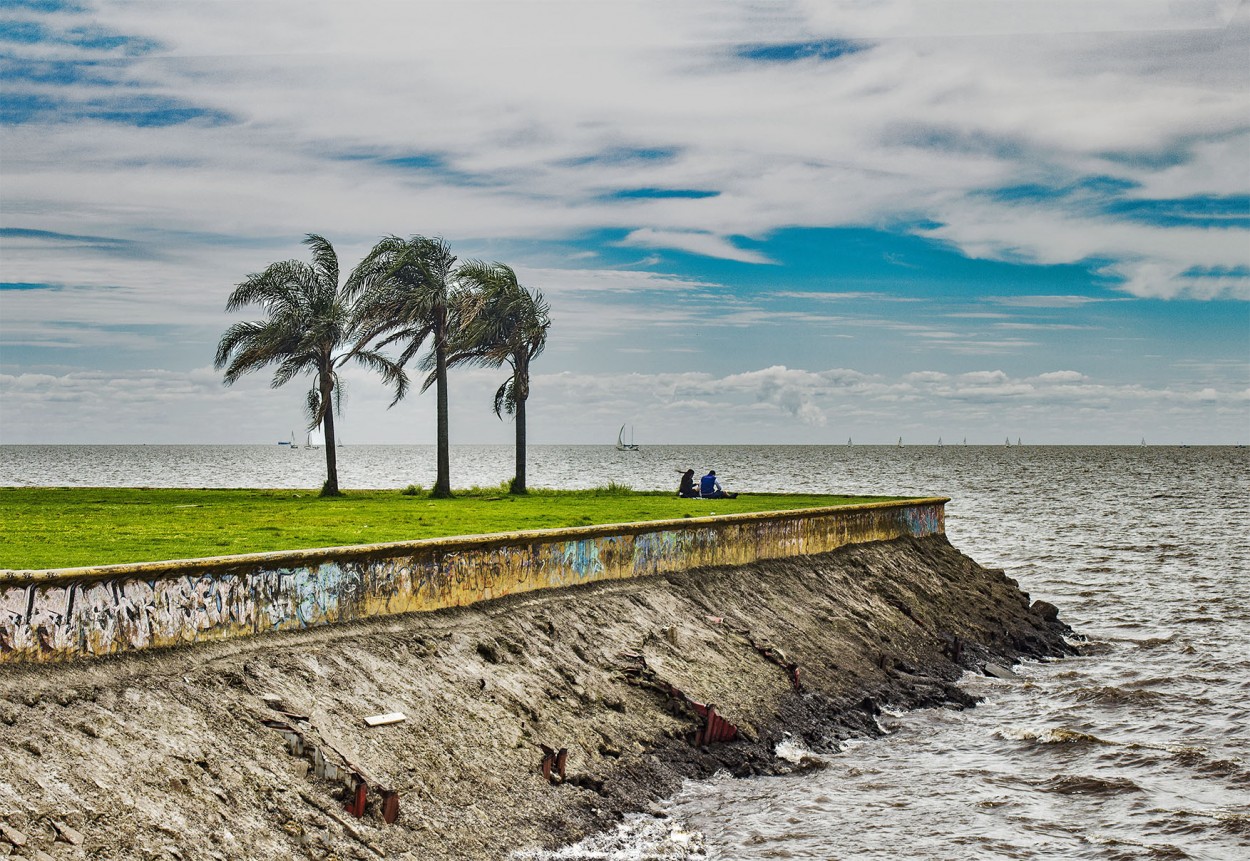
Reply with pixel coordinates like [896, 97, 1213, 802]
[1, 0, 1248, 446]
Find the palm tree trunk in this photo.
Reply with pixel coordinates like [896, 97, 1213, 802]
[512, 387, 527, 494]
[320, 372, 340, 497]
[432, 309, 452, 498]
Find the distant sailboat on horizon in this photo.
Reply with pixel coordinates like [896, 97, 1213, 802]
[897, 437, 903, 448]
[847, 437, 852, 447]
[616, 424, 639, 451]
[938, 437, 943, 447]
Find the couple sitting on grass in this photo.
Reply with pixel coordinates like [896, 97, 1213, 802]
[677, 469, 738, 499]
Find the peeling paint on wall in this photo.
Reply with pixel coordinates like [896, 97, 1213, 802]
[0, 499, 947, 663]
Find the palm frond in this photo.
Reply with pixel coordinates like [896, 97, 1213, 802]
[332, 372, 346, 415]
[305, 387, 322, 428]
[226, 260, 314, 314]
[493, 377, 517, 418]
[304, 234, 339, 293]
[348, 348, 410, 407]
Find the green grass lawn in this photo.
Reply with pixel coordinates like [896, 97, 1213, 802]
[0, 486, 903, 570]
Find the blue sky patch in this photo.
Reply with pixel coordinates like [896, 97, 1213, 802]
[608, 188, 719, 200]
[1, 1, 87, 12]
[1106, 195, 1250, 229]
[986, 175, 1141, 204]
[1180, 264, 1250, 278]
[0, 227, 130, 246]
[0, 282, 60, 291]
[736, 39, 865, 63]
[1, 92, 232, 126]
[560, 147, 679, 167]
[0, 58, 127, 87]
[0, 19, 158, 54]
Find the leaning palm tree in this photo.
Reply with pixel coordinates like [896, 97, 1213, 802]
[215, 234, 407, 496]
[348, 236, 458, 497]
[448, 262, 551, 494]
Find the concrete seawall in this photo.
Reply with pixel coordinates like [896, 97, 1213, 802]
[0, 498, 946, 663]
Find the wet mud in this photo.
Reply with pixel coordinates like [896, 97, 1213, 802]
[0, 535, 1071, 860]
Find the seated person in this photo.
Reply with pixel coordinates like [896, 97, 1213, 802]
[677, 469, 699, 498]
[699, 470, 738, 499]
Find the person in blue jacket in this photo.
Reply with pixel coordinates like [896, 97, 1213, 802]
[699, 470, 737, 499]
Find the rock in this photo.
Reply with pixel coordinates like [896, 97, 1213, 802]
[53, 820, 84, 845]
[1030, 600, 1060, 622]
[983, 662, 1019, 679]
[0, 824, 26, 847]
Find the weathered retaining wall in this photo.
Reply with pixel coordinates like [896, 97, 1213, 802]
[0, 498, 946, 663]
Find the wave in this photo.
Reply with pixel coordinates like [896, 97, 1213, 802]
[998, 727, 1114, 746]
[1042, 773, 1143, 795]
[1070, 685, 1169, 706]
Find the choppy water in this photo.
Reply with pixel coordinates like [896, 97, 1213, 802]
[3, 445, 1248, 859]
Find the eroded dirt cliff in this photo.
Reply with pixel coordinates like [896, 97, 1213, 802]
[0, 536, 1071, 860]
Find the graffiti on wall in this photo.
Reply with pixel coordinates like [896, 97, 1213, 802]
[0, 500, 947, 663]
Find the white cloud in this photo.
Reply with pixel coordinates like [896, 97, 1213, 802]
[1035, 370, 1087, 383]
[5, 363, 1244, 445]
[620, 229, 773, 265]
[2, 0, 1247, 446]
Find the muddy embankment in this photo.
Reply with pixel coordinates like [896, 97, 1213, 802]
[0, 535, 1071, 861]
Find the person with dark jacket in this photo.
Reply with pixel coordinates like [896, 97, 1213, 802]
[677, 469, 699, 498]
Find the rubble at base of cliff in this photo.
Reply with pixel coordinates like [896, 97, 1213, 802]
[0, 535, 1073, 861]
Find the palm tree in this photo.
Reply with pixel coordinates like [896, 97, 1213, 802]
[449, 262, 551, 494]
[349, 236, 458, 497]
[215, 234, 407, 496]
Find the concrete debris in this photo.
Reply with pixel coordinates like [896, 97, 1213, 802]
[983, 662, 1019, 679]
[617, 652, 740, 747]
[53, 819, 84, 845]
[538, 744, 568, 784]
[261, 700, 401, 825]
[738, 628, 804, 692]
[363, 712, 406, 728]
[1, 822, 27, 847]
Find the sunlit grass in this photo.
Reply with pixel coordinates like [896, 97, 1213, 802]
[0, 485, 902, 569]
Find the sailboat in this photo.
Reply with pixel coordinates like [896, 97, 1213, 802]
[937, 437, 943, 447]
[962, 437, 967, 446]
[897, 437, 903, 448]
[1017, 437, 1022, 447]
[1005, 437, 1011, 447]
[616, 424, 639, 451]
[306, 431, 320, 450]
[289, 430, 299, 449]
[847, 437, 852, 447]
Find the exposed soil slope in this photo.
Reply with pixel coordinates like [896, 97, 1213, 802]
[0, 536, 1070, 860]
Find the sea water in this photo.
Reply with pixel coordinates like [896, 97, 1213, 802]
[2, 444, 1247, 859]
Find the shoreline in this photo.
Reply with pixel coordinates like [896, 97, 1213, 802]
[0, 535, 1072, 859]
